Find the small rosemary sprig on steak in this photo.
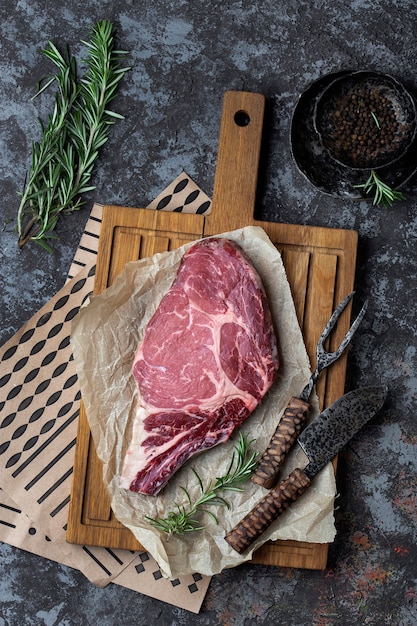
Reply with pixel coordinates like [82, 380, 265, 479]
[17, 20, 130, 251]
[146, 432, 259, 537]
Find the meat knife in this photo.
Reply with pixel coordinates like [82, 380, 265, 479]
[225, 384, 387, 554]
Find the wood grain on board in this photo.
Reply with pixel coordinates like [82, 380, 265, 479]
[67, 91, 358, 570]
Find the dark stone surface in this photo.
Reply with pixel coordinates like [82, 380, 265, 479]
[1, 1, 417, 624]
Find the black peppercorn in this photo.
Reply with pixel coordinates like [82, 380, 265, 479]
[317, 78, 414, 168]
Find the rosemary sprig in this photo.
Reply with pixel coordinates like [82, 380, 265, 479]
[17, 20, 130, 251]
[17, 45, 79, 249]
[145, 432, 259, 537]
[355, 170, 406, 207]
[370, 111, 380, 129]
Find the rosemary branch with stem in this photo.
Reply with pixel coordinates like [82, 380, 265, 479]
[145, 432, 260, 537]
[17, 20, 130, 251]
[354, 170, 406, 207]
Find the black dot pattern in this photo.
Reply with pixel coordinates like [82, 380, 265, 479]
[127, 553, 208, 599]
[149, 173, 211, 216]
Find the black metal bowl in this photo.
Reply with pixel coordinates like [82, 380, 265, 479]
[314, 71, 417, 171]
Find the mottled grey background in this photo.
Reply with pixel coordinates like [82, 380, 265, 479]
[1, 1, 417, 625]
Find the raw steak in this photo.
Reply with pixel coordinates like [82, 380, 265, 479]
[119, 237, 279, 495]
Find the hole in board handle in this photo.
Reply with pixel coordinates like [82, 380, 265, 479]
[234, 110, 251, 127]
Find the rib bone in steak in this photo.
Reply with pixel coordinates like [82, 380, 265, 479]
[120, 237, 279, 495]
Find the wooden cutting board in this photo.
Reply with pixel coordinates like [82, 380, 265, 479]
[66, 91, 358, 569]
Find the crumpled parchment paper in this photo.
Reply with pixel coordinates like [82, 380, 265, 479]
[70, 226, 336, 578]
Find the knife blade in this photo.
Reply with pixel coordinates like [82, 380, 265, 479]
[225, 385, 387, 554]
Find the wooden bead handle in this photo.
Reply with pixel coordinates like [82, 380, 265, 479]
[225, 467, 311, 554]
[251, 397, 310, 489]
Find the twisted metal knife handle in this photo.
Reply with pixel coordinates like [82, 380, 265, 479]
[225, 467, 311, 554]
[251, 397, 310, 489]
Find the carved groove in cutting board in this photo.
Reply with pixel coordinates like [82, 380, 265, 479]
[83, 436, 112, 522]
[67, 91, 358, 570]
[92, 209, 205, 296]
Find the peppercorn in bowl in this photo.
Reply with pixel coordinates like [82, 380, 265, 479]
[314, 70, 417, 170]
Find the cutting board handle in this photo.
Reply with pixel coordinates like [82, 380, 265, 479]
[205, 91, 266, 235]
